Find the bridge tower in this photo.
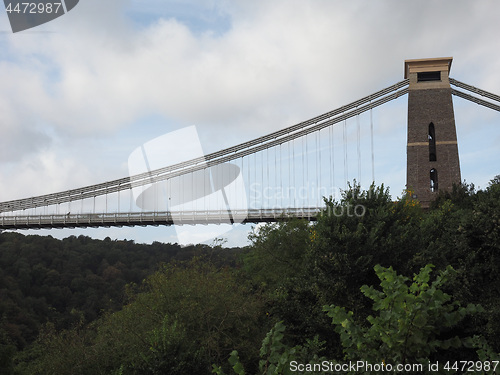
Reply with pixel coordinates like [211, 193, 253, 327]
[405, 57, 461, 207]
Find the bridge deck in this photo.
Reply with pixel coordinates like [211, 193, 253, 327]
[0, 208, 321, 230]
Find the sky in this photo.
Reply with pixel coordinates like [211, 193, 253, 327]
[0, 0, 499, 246]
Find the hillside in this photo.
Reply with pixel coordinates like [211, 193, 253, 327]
[0, 233, 244, 350]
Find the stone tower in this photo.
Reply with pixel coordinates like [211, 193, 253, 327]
[405, 57, 461, 207]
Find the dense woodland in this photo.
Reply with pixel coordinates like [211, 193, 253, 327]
[1, 177, 499, 374]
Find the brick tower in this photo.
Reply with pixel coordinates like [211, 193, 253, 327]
[405, 57, 461, 207]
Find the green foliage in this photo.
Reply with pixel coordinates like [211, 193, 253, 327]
[0, 322, 16, 375]
[324, 264, 483, 366]
[240, 179, 500, 363]
[430, 181, 476, 210]
[258, 321, 297, 374]
[262, 182, 425, 357]
[217, 263, 489, 374]
[16, 257, 265, 374]
[412, 178, 500, 350]
[245, 219, 310, 289]
[474, 335, 500, 364]
[0, 232, 245, 352]
[213, 321, 325, 375]
[130, 316, 205, 374]
[4, 177, 500, 373]
[13, 321, 97, 375]
[311, 182, 424, 301]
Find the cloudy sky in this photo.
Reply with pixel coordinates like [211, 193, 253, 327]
[0, 0, 499, 246]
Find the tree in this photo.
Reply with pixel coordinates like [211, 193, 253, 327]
[212, 321, 326, 375]
[244, 218, 310, 290]
[215, 264, 488, 375]
[324, 264, 482, 370]
[0, 322, 16, 375]
[412, 178, 500, 351]
[266, 183, 424, 356]
[17, 257, 266, 375]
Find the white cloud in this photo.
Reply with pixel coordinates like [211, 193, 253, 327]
[0, 149, 93, 200]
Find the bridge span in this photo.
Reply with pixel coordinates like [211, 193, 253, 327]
[0, 208, 321, 230]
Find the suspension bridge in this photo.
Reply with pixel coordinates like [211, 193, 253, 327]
[1, 57, 499, 230]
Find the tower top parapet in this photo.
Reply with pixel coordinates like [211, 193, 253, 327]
[405, 57, 453, 90]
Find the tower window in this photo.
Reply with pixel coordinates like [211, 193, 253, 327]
[418, 71, 441, 82]
[428, 123, 437, 161]
[430, 168, 438, 192]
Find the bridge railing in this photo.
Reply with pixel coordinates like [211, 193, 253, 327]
[0, 207, 323, 229]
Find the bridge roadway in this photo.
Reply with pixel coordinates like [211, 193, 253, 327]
[0, 208, 322, 230]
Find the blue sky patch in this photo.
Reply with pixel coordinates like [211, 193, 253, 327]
[125, 0, 231, 36]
